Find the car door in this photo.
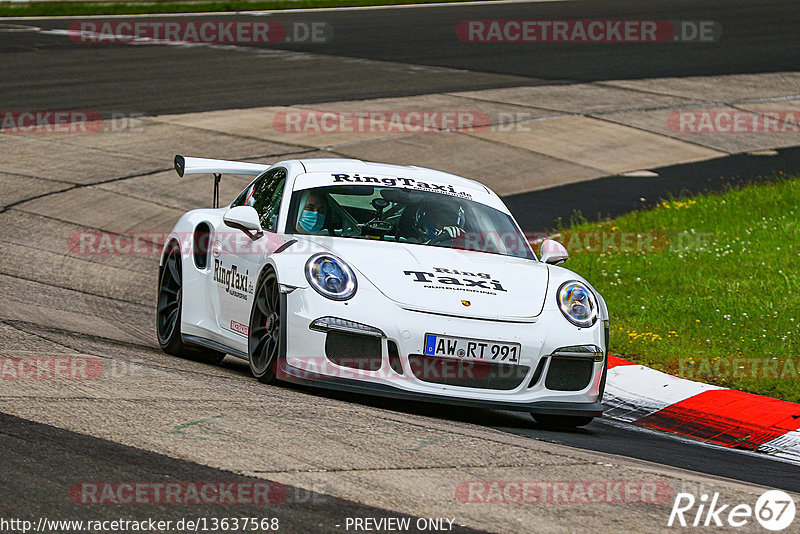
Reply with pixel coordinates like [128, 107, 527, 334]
[213, 167, 287, 339]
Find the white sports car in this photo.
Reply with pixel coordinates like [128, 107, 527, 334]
[157, 156, 609, 426]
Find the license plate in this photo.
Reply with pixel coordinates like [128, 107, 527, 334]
[424, 334, 520, 364]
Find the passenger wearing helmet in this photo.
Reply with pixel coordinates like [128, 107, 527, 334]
[413, 200, 465, 243]
[295, 190, 329, 234]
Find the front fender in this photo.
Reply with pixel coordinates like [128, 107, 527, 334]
[262, 244, 314, 289]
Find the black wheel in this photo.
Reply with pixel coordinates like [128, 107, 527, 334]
[156, 242, 225, 364]
[531, 414, 594, 428]
[248, 269, 282, 383]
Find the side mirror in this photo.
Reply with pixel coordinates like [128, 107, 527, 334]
[223, 206, 263, 237]
[540, 238, 568, 265]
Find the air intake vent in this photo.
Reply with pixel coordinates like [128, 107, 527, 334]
[388, 341, 403, 375]
[527, 357, 547, 388]
[544, 356, 594, 391]
[325, 332, 382, 371]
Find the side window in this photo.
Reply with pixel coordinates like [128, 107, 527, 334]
[231, 168, 287, 232]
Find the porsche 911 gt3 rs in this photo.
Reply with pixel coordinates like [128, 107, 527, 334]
[157, 156, 609, 426]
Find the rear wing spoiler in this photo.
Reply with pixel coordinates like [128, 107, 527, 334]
[174, 155, 268, 177]
[174, 155, 269, 208]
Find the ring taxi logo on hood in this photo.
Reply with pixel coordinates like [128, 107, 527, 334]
[213, 259, 253, 300]
[403, 267, 507, 295]
[331, 173, 473, 200]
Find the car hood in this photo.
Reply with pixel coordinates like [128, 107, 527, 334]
[299, 236, 548, 321]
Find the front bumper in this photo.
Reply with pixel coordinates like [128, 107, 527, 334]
[280, 284, 607, 414]
[278, 360, 603, 416]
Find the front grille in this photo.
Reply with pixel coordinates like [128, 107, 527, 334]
[544, 356, 594, 391]
[407, 354, 529, 391]
[325, 331, 382, 371]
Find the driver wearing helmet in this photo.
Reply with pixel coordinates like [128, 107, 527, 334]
[413, 200, 465, 243]
[295, 190, 329, 234]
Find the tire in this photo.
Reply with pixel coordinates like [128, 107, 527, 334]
[248, 268, 282, 384]
[531, 414, 595, 428]
[156, 242, 226, 364]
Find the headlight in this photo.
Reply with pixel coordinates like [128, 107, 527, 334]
[557, 281, 598, 328]
[305, 253, 357, 301]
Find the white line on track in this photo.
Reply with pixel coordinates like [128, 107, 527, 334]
[3, 0, 577, 20]
[36, 26, 491, 80]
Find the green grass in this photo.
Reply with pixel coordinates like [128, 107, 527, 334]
[561, 174, 800, 402]
[1, 0, 483, 17]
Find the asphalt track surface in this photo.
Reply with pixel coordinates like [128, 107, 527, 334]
[506, 145, 800, 230]
[0, 412, 480, 533]
[301, 387, 800, 493]
[2, 0, 800, 531]
[2, 0, 799, 114]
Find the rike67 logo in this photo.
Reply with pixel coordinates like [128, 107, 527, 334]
[668, 490, 796, 531]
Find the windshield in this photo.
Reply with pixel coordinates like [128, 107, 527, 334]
[286, 185, 535, 260]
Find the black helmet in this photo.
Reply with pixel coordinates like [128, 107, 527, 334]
[413, 200, 464, 241]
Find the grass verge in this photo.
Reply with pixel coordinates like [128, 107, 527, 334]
[562, 173, 800, 402]
[2, 0, 481, 17]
